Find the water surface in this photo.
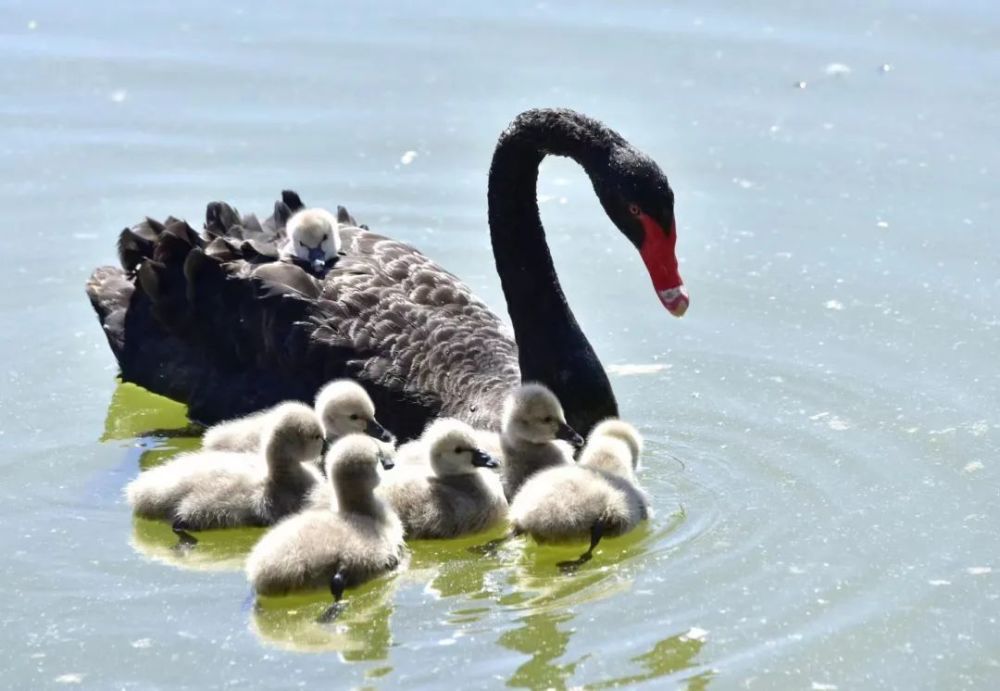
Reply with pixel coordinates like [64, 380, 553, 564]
[2, 1, 998, 688]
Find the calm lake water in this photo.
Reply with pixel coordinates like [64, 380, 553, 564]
[2, 1, 998, 688]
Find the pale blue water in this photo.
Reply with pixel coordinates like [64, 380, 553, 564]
[2, 1, 998, 688]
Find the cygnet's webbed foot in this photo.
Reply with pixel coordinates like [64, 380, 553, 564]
[171, 518, 198, 550]
[317, 568, 349, 623]
[557, 520, 605, 573]
[469, 531, 517, 558]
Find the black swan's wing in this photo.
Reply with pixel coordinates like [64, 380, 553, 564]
[309, 228, 519, 436]
[85, 194, 519, 440]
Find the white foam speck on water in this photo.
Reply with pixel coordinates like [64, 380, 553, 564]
[812, 683, 839, 691]
[876, 220, 889, 229]
[27, 20, 38, 30]
[967, 567, 992, 576]
[55, 675, 83, 685]
[827, 416, 851, 431]
[400, 150, 417, 165]
[824, 300, 844, 311]
[789, 565, 806, 574]
[607, 363, 672, 376]
[131, 638, 152, 648]
[109, 89, 127, 103]
[928, 579, 951, 586]
[825, 63, 851, 76]
[680, 626, 709, 642]
[733, 177, 755, 189]
[438, 638, 456, 646]
[967, 421, 989, 437]
[963, 461, 984, 474]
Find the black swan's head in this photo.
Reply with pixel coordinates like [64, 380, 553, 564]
[591, 145, 688, 317]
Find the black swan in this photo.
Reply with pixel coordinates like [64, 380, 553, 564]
[86, 108, 687, 441]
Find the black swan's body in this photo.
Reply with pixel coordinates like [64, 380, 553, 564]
[86, 109, 686, 441]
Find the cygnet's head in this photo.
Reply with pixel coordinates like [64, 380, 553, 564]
[587, 419, 643, 468]
[501, 383, 584, 448]
[579, 419, 643, 478]
[323, 433, 395, 494]
[315, 379, 393, 444]
[263, 402, 325, 468]
[423, 418, 499, 476]
[286, 208, 341, 272]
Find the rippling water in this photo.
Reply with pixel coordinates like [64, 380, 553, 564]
[3, 1, 998, 688]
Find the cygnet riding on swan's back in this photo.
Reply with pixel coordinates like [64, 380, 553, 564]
[499, 383, 583, 502]
[246, 434, 403, 620]
[86, 109, 689, 442]
[125, 403, 325, 545]
[202, 379, 393, 456]
[280, 207, 341, 273]
[508, 419, 649, 566]
[376, 418, 507, 539]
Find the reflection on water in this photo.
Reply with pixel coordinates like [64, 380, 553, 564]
[589, 633, 711, 689]
[101, 381, 202, 443]
[130, 516, 264, 572]
[495, 518, 687, 689]
[102, 381, 202, 469]
[406, 528, 511, 602]
[251, 577, 397, 662]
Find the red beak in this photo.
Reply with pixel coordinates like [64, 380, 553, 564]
[637, 215, 688, 317]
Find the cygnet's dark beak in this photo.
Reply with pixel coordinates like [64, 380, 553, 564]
[377, 451, 395, 470]
[307, 246, 326, 265]
[471, 449, 500, 469]
[556, 421, 584, 450]
[366, 418, 395, 443]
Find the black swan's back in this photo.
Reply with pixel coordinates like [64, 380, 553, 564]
[87, 194, 519, 440]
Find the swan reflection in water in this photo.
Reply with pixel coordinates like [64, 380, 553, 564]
[496, 511, 700, 689]
[250, 577, 399, 661]
[130, 517, 264, 572]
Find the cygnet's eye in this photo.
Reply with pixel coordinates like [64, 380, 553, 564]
[628, 203, 641, 217]
[299, 240, 308, 248]
[349, 414, 360, 421]
[321, 233, 329, 242]
[543, 416, 554, 424]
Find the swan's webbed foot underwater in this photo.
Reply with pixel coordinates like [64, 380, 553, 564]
[317, 567, 349, 623]
[171, 518, 198, 550]
[557, 520, 605, 573]
[468, 531, 517, 558]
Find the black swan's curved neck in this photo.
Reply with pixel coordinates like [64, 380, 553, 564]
[487, 109, 621, 432]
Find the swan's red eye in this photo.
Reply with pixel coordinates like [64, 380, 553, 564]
[628, 203, 641, 217]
